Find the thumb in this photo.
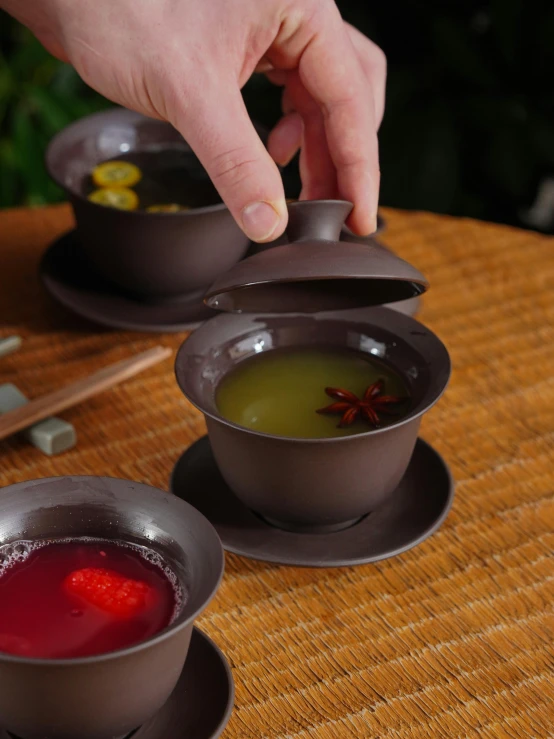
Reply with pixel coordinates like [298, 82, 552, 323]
[172, 80, 287, 243]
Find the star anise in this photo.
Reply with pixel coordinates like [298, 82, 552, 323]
[316, 379, 406, 428]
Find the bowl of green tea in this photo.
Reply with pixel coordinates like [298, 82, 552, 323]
[175, 307, 451, 532]
[216, 346, 411, 439]
[46, 107, 253, 299]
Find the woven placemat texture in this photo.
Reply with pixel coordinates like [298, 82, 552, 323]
[1, 204, 553, 737]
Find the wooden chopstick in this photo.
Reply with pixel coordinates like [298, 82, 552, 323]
[0, 346, 172, 442]
[0, 336, 22, 359]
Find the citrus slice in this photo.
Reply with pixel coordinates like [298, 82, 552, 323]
[88, 187, 139, 211]
[92, 161, 142, 188]
[145, 204, 189, 213]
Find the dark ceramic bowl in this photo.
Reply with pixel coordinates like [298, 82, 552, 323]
[45, 107, 251, 299]
[175, 307, 451, 532]
[0, 476, 224, 739]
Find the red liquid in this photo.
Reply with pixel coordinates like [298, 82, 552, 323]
[0, 539, 181, 659]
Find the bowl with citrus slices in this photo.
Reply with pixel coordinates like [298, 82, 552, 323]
[46, 107, 252, 300]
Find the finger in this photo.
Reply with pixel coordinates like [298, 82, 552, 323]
[172, 79, 287, 242]
[286, 71, 337, 201]
[255, 57, 275, 74]
[281, 86, 295, 115]
[265, 69, 288, 87]
[33, 29, 70, 63]
[267, 112, 303, 166]
[345, 23, 387, 129]
[298, 132, 338, 203]
[297, 12, 380, 234]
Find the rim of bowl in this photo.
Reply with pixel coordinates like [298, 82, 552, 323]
[205, 274, 428, 310]
[174, 306, 452, 444]
[0, 475, 225, 667]
[44, 108, 232, 218]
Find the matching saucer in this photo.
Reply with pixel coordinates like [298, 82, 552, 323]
[40, 232, 217, 333]
[170, 436, 454, 568]
[40, 229, 419, 332]
[1, 627, 234, 739]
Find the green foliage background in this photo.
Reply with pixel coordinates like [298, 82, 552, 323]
[0, 21, 110, 207]
[1, 0, 554, 231]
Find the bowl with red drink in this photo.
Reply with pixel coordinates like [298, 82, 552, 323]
[0, 475, 224, 739]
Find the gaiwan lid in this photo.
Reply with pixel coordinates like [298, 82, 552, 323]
[204, 200, 428, 313]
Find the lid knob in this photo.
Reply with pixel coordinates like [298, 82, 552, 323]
[204, 199, 429, 314]
[286, 200, 353, 242]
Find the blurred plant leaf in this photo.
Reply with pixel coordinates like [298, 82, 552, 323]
[26, 86, 73, 134]
[12, 103, 51, 205]
[0, 139, 17, 206]
[10, 29, 56, 80]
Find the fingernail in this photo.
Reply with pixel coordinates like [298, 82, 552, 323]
[274, 150, 296, 168]
[241, 201, 281, 242]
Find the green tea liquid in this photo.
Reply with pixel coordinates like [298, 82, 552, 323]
[216, 347, 410, 439]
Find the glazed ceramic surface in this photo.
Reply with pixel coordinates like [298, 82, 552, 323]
[41, 232, 216, 333]
[0, 476, 224, 739]
[0, 628, 233, 739]
[249, 229, 421, 318]
[175, 307, 451, 531]
[171, 436, 454, 567]
[204, 201, 428, 313]
[46, 107, 251, 299]
[128, 628, 234, 739]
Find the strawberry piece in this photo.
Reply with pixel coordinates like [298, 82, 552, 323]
[64, 568, 152, 619]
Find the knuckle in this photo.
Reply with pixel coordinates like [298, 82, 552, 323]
[209, 147, 259, 189]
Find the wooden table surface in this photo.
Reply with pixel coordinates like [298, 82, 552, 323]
[1, 204, 553, 738]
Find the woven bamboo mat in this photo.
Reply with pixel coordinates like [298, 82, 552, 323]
[1, 203, 553, 737]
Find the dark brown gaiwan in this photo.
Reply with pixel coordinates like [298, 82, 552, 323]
[0, 476, 224, 739]
[175, 307, 451, 532]
[45, 107, 251, 300]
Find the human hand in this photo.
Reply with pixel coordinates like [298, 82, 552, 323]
[3, 0, 386, 241]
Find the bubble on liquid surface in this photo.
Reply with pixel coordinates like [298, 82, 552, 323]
[0, 537, 184, 622]
[0, 540, 44, 577]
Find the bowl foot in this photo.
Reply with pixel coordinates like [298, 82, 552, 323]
[259, 514, 365, 534]
[138, 288, 206, 307]
[170, 435, 454, 567]
[0, 628, 232, 739]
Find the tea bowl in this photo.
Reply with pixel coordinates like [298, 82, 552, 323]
[0, 476, 224, 739]
[45, 107, 251, 300]
[175, 307, 451, 532]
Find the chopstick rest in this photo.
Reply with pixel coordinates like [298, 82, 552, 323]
[0, 383, 76, 455]
[0, 346, 172, 443]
